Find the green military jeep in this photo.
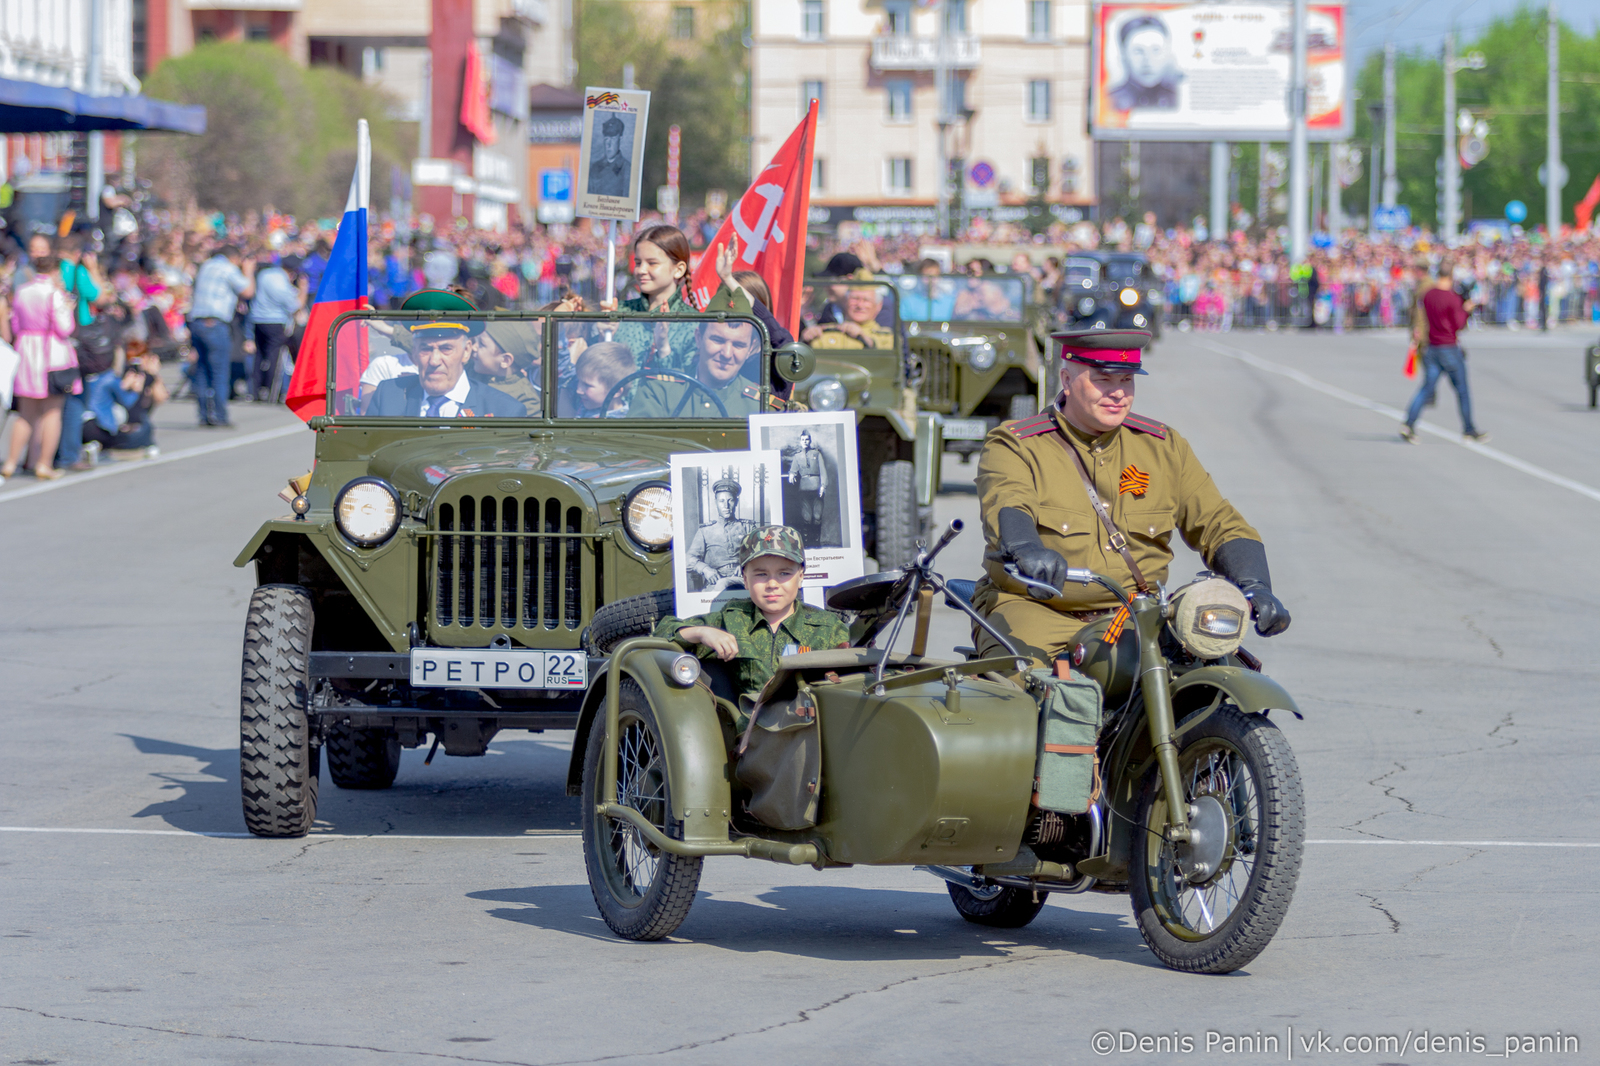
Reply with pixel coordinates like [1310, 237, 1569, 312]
[789, 278, 939, 569]
[233, 303, 812, 837]
[889, 273, 1051, 462]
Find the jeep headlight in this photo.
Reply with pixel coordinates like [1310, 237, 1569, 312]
[808, 377, 847, 411]
[334, 478, 401, 547]
[968, 341, 997, 371]
[622, 482, 673, 551]
[1119, 287, 1140, 307]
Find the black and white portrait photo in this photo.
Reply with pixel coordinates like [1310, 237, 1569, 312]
[669, 450, 783, 616]
[1108, 12, 1181, 112]
[576, 87, 650, 222]
[747, 411, 864, 599]
[586, 110, 634, 197]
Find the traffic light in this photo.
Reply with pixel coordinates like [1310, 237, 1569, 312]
[67, 133, 90, 213]
[1435, 155, 1463, 221]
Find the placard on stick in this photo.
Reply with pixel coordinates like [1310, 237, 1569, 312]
[576, 87, 651, 222]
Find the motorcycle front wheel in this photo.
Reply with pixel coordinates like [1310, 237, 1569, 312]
[1129, 706, 1304, 974]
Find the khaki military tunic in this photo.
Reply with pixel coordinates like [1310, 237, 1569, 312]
[628, 373, 778, 419]
[688, 517, 758, 584]
[972, 403, 1259, 664]
[810, 319, 896, 350]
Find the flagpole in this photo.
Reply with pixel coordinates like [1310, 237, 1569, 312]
[605, 220, 617, 304]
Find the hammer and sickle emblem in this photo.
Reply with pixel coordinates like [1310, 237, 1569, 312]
[731, 183, 786, 264]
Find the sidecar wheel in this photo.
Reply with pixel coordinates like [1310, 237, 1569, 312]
[946, 879, 1047, 928]
[581, 680, 704, 941]
[1129, 706, 1304, 974]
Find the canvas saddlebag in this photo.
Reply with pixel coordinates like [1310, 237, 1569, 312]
[1026, 667, 1103, 814]
[733, 683, 821, 830]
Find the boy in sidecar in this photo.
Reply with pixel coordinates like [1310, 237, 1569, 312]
[652, 525, 850, 711]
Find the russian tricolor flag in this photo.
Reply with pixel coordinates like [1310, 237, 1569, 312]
[286, 119, 370, 421]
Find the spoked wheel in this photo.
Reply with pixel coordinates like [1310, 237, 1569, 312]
[946, 877, 1047, 928]
[1129, 706, 1304, 974]
[581, 680, 703, 940]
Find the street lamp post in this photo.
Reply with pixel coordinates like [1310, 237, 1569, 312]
[1546, 0, 1562, 237]
[1288, 0, 1309, 262]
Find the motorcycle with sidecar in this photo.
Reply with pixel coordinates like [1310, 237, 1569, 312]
[571, 521, 1305, 974]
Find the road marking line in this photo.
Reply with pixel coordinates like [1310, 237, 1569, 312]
[1195, 339, 1600, 505]
[0, 423, 305, 505]
[0, 826, 579, 840]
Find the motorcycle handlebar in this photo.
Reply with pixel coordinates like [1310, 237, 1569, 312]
[995, 560, 1129, 606]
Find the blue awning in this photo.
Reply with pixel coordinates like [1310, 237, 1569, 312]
[0, 77, 206, 135]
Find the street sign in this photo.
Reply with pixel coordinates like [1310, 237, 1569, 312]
[657, 185, 679, 214]
[969, 161, 995, 188]
[1372, 204, 1411, 232]
[537, 168, 575, 224]
[1505, 199, 1528, 223]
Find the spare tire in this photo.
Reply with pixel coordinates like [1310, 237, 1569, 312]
[586, 588, 677, 654]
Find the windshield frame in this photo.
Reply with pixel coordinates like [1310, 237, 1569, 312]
[322, 308, 774, 424]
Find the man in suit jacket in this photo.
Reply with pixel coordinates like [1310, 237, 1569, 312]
[365, 313, 527, 418]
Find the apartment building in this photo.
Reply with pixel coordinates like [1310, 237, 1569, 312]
[752, 0, 1095, 232]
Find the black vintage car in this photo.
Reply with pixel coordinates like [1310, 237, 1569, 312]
[1058, 252, 1164, 338]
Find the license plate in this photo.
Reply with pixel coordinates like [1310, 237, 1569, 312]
[410, 649, 588, 690]
[942, 418, 988, 441]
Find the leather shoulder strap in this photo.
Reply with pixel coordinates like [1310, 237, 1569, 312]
[1049, 429, 1152, 595]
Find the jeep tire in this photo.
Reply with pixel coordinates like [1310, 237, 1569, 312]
[587, 588, 677, 655]
[325, 722, 401, 790]
[875, 459, 919, 571]
[240, 585, 320, 837]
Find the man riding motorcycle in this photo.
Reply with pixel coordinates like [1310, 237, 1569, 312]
[971, 329, 1291, 664]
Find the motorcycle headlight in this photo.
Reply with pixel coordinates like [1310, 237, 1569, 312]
[334, 478, 401, 547]
[968, 342, 997, 371]
[808, 377, 847, 411]
[1167, 577, 1251, 660]
[622, 482, 673, 551]
[669, 654, 702, 686]
[1077, 297, 1096, 316]
[1119, 287, 1140, 307]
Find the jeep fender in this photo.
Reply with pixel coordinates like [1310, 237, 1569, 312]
[235, 520, 415, 651]
[566, 646, 732, 846]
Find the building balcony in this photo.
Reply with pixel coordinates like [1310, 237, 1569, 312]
[870, 34, 979, 71]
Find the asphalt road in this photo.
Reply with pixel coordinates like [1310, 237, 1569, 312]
[4, 324, 1598, 1065]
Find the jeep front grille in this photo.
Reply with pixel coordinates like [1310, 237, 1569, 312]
[916, 342, 957, 412]
[430, 491, 594, 639]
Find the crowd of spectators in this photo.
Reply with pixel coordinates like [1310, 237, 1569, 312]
[3, 194, 1598, 483]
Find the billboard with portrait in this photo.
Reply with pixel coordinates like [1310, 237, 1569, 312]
[575, 86, 651, 221]
[1090, 2, 1350, 141]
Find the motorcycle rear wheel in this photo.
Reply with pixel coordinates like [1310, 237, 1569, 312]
[1129, 706, 1304, 974]
[946, 879, 1047, 928]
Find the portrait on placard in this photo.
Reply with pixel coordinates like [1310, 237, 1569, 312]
[747, 410, 865, 596]
[669, 450, 784, 616]
[576, 87, 651, 222]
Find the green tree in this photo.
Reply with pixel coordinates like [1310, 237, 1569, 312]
[1345, 9, 1600, 231]
[576, 1, 749, 214]
[139, 42, 408, 219]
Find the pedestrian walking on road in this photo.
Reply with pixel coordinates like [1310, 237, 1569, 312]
[1402, 261, 1488, 445]
[189, 245, 255, 427]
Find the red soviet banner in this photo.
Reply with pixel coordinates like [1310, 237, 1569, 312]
[686, 101, 817, 337]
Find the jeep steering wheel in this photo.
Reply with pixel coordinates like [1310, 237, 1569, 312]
[602, 369, 729, 419]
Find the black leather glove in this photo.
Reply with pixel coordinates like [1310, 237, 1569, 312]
[997, 507, 1069, 594]
[1210, 538, 1291, 637]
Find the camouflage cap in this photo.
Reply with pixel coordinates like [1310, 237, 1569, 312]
[738, 525, 807, 569]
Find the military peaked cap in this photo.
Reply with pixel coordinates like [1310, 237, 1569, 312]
[399, 288, 484, 338]
[1052, 328, 1151, 374]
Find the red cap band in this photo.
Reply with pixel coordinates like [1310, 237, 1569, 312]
[1064, 347, 1142, 365]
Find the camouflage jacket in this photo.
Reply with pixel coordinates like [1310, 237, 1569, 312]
[654, 599, 851, 699]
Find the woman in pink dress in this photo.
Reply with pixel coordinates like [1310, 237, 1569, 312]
[4, 253, 79, 480]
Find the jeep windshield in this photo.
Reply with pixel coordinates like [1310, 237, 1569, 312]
[800, 280, 900, 351]
[326, 310, 776, 421]
[891, 275, 1024, 322]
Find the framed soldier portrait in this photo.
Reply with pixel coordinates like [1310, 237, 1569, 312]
[669, 450, 784, 616]
[747, 410, 865, 603]
[576, 86, 651, 221]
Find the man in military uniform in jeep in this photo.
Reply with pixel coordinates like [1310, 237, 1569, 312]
[629, 319, 772, 418]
